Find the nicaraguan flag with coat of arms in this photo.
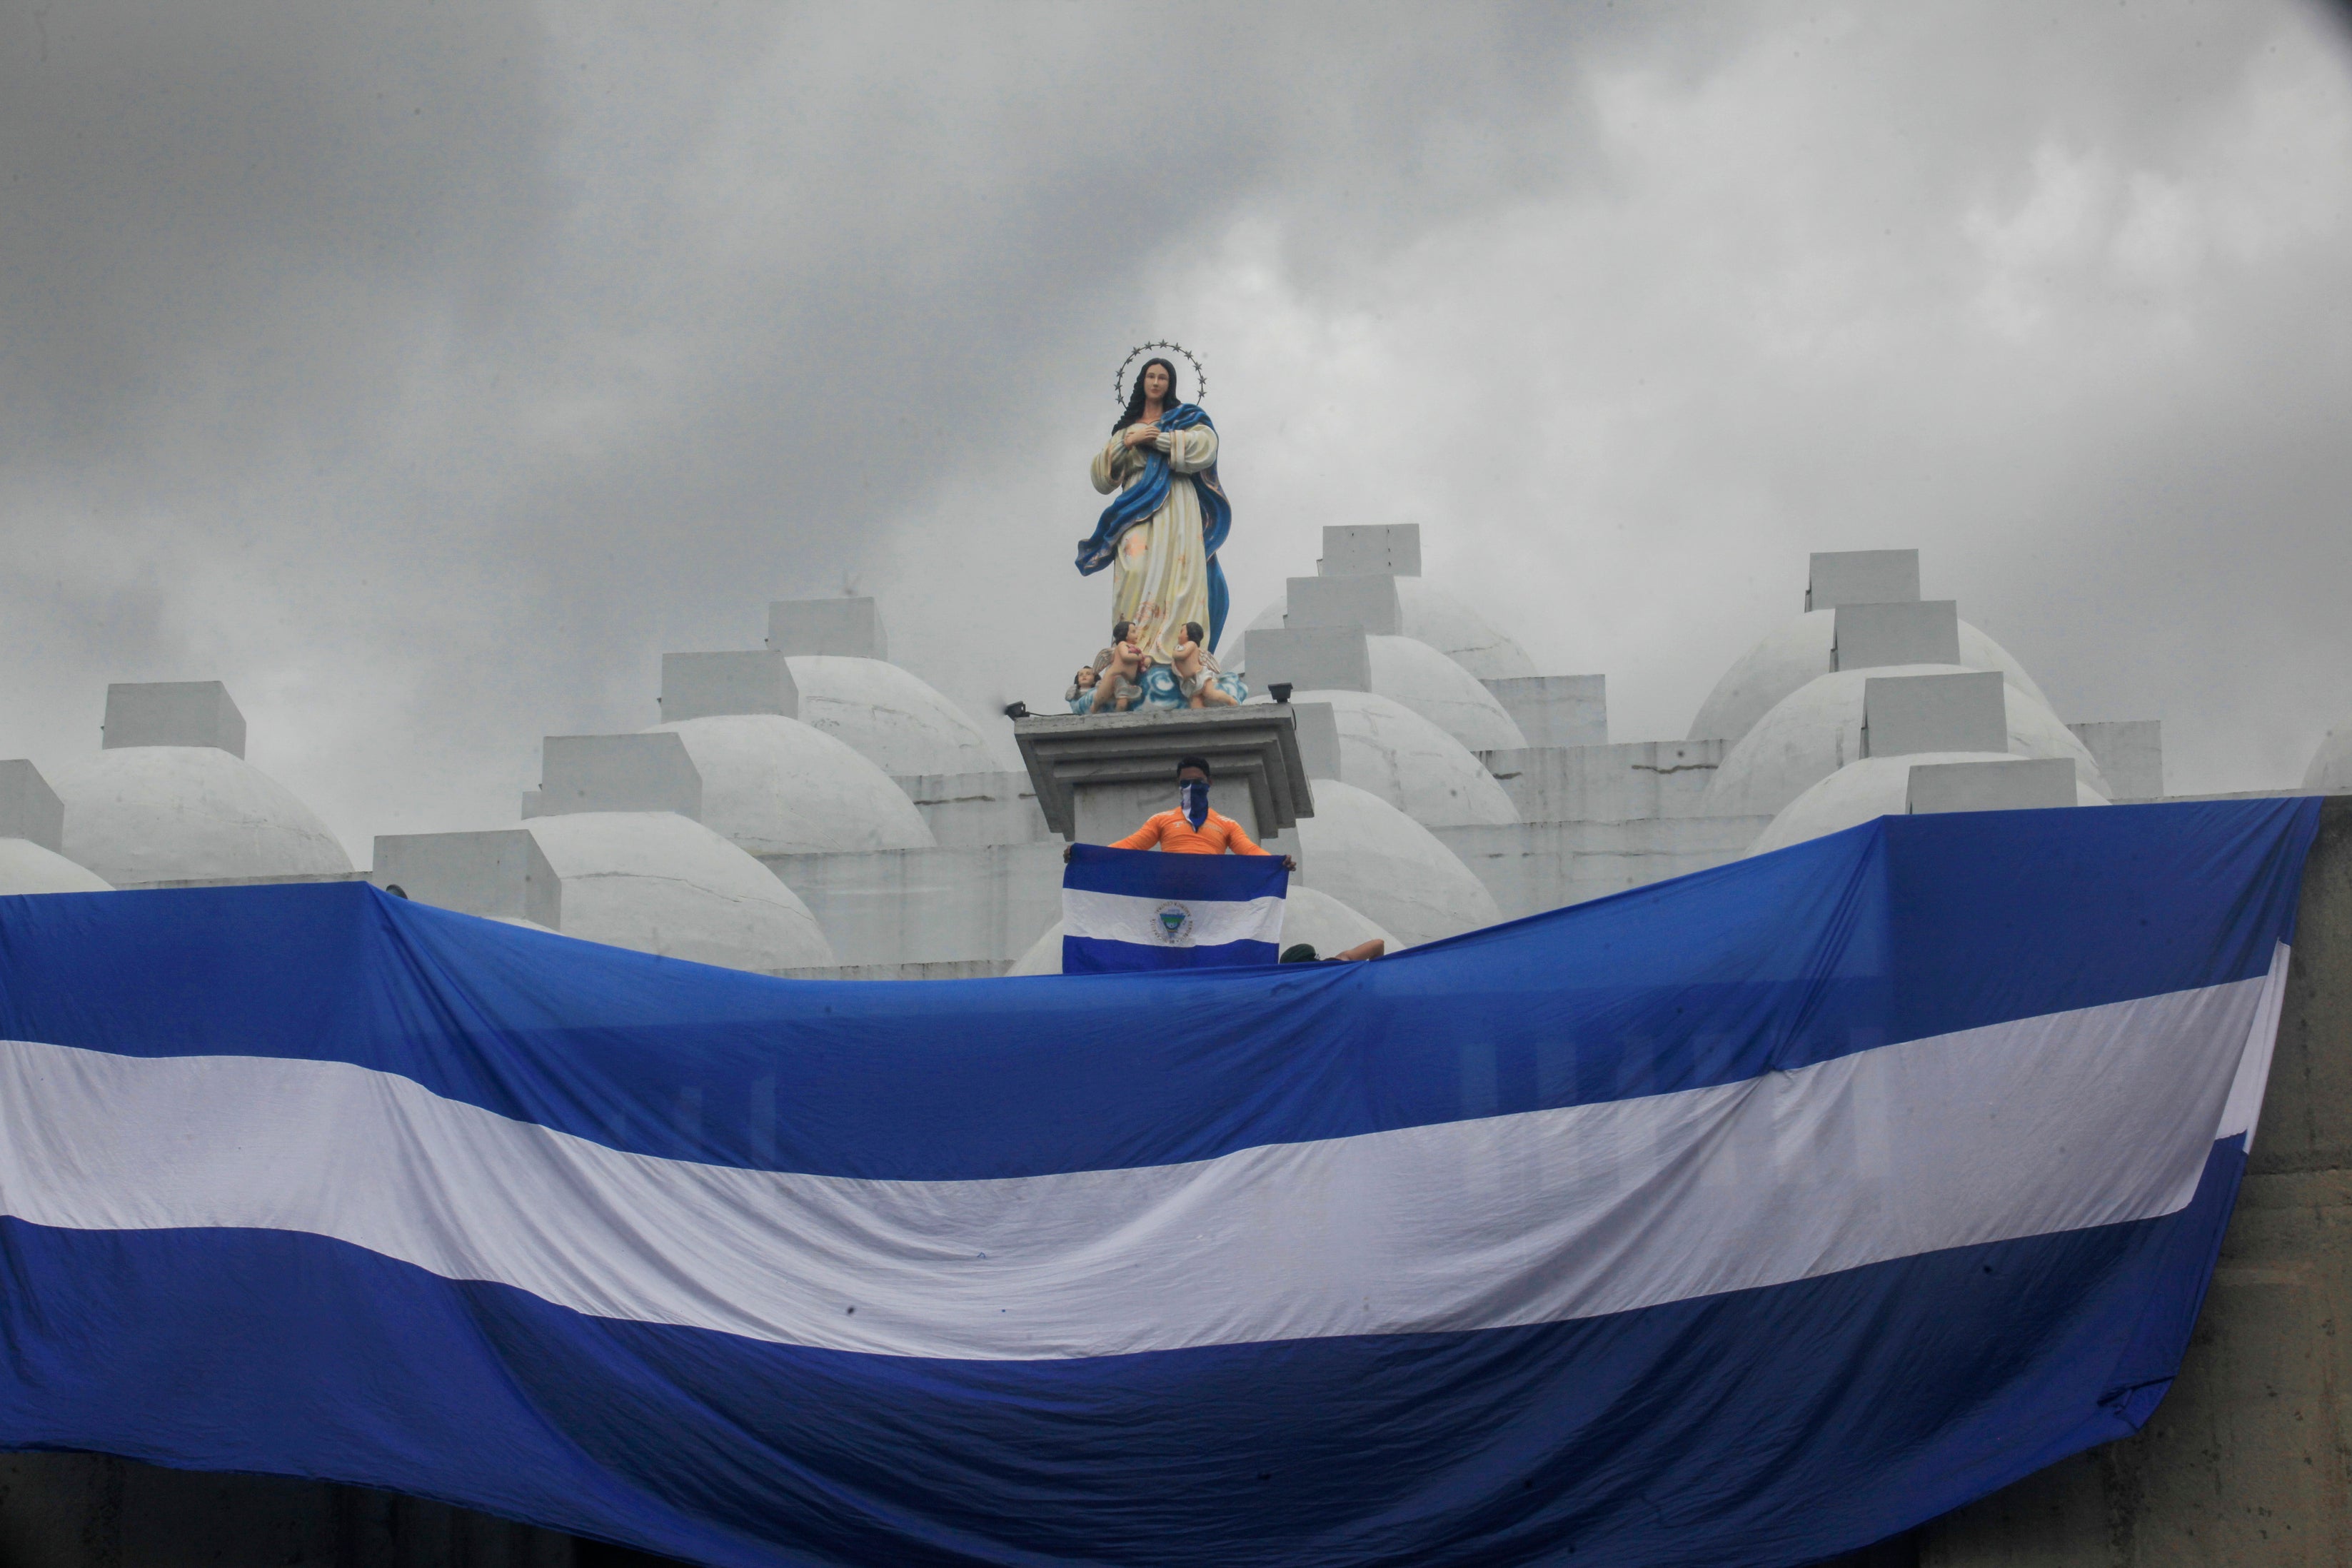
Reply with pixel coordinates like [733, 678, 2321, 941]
[0, 798, 2325, 1568]
[1061, 843, 1287, 972]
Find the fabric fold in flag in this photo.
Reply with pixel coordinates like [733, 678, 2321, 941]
[0, 798, 2326, 1568]
[1061, 842, 1287, 972]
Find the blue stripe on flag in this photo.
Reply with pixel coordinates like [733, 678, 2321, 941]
[0, 1139, 2252, 1568]
[1063, 843, 1289, 901]
[1061, 935, 1277, 973]
[0, 798, 2315, 1181]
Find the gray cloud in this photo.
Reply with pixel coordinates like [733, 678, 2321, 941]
[1, 1, 2346, 857]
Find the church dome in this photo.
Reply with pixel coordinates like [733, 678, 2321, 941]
[646, 715, 933, 855]
[1005, 883, 1397, 976]
[2304, 722, 2352, 794]
[0, 838, 112, 895]
[1285, 690, 1518, 828]
[523, 811, 835, 973]
[1239, 579, 1538, 681]
[784, 655, 1000, 778]
[1747, 753, 2110, 858]
[1392, 579, 1539, 680]
[1701, 665, 2107, 821]
[1292, 779, 1502, 947]
[1688, 610, 2057, 745]
[1365, 636, 1527, 753]
[47, 746, 353, 887]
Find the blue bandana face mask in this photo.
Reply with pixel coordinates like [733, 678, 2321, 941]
[1179, 779, 1210, 830]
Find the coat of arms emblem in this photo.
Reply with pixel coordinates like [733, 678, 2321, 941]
[1153, 902, 1194, 944]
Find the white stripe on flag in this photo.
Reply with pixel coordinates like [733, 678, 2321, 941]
[0, 955, 2282, 1361]
[1061, 888, 1283, 950]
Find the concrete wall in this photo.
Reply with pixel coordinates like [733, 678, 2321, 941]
[761, 843, 1064, 967]
[1433, 815, 1769, 920]
[1478, 740, 1731, 823]
[2069, 720, 2165, 803]
[892, 771, 1052, 847]
[0, 1452, 586, 1568]
[1920, 795, 2352, 1567]
[1482, 676, 1607, 749]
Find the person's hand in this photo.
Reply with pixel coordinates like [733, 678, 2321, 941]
[1282, 855, 1297, 871]
[1123, 423, 1159, 448]
[1063, 844, 1075, 863]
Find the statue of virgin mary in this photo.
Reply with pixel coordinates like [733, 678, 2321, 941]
[1073, 352, 1232, 665]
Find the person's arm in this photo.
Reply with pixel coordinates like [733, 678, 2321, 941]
[1332, 938, 1385, 962]
[1110, 815, 1165, 851]
[1222, 818, 1295, 868]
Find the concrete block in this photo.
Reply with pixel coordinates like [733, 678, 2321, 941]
[1832, 600, 1960, 671]
[526, 733, 701, 820]
[1245, 627, 1372, 694]
[1806, 549, 1921, 611]
[0, 760, 65, 852]
[761, 843, 1065, 967]
[1012, 705, 1312, 843]
[1286, 574, 1403, 635]
[1478, 740, 1729, 824]
[660, 650, 798, 722]
[767, 596, 887, 660]
[1290, 701, 1342, 780]
[892, 771, 1053, 847]
[1434, 815, 1771, 922]
[777, 960, 1014, 982]
[1482, 675, 1607, 749]
[1318, 524, 1421, 577]
[101, 680, 246, 756]
[1863, 670, 2007, 759]
[2069, 719, 2163, 802]
[1905, 757, 2075, 815]
[371, 829, 561, 930]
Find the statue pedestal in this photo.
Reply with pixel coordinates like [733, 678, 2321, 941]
[1013, 706, 1315, 849]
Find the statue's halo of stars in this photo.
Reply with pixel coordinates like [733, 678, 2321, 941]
[1114, 341, 1207, 408]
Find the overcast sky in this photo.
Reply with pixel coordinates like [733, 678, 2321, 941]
[4, 1, 2348, 860]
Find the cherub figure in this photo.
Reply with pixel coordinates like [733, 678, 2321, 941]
[1077, 620, 1150, 713]
[1169, 620, 1246, 708]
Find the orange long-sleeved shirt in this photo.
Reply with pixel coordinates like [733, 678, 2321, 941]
[1111, 809, 1268, 856]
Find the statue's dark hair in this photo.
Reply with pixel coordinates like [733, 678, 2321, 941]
[1182, 622, 1205, 647]
[1175, 755, 1212, 780]
[1114, 358, 1181, 433]
[1112, 620, 1133, 643]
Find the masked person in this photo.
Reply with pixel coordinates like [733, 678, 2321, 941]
[1063, 756, 1297, 868]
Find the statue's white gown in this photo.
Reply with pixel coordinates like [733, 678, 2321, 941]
[1090, 423, 1220, 665]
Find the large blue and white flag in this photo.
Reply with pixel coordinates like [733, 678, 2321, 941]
[0, 799, 2322, 1568]
[1060, 842, 1287, 972]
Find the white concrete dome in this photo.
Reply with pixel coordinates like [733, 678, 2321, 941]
[2304, 722, 2352, 793]
[1292, 779, 1502, 948]
[523, 811, 835, 973]
[646, 715, 933, 855]
[784, 655, 999, 778]
[1006, 883, 1397, 976]
[1747, 753, 2110, 858]
[48, 747, 353, 887]
[1285, 690, 1519, 828]
[1688, 610, 2057, 745]
[1365, 635, 1527, 753]
[1701, 665, 2108, 821]
[0, 838, 113, 895]
[1238, 579, 1538, 680]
